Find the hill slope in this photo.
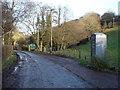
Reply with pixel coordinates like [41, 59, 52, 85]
[72, 27, 119, 70]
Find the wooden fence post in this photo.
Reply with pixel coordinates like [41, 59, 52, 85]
[85, 55, 86, 61]
[68, 49, 70, 57]
[79, 50, 81, 59]
[74, 49, 76, 58]
[77, 50, 79, 59]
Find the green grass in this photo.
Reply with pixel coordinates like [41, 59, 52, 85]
[104, 27, 118, 69]
[2, 55, 17, 70]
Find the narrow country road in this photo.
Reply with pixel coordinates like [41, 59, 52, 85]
[3, 50, 93, 88]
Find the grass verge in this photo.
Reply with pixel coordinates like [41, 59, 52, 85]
[2, 54, 17, 71]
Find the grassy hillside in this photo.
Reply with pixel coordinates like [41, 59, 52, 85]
[72, 27, 119, 70]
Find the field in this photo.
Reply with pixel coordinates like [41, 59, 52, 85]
[53, 27, 119, 72]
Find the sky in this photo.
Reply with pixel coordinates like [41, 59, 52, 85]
[6, 0, 119, 34]
[32, 0, 119, 19]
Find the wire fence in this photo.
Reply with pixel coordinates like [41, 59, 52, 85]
[53, 49, 91, 64]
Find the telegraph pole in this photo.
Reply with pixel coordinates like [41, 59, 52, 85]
[113, 17, 115, 27]
[50, 9, 54, 53]
[37, 13, 40, 50]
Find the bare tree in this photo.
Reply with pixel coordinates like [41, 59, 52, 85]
[1, 1, 35, 45]
[60, 6, 73, 50]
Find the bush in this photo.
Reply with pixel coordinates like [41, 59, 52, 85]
[91, 56, 110, 71]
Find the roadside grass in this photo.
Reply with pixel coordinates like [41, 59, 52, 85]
[2, 54, 17, 70]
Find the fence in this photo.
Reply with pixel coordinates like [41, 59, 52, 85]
[2, 45, 13, 63]
[53, 49, 91, 64]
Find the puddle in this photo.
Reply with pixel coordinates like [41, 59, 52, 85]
[19, 55, 23, 60]
[12, 66, 18, 74]
[25, 57, 28, 61]
[14, 67, 18, 72]
[34, 60, 37, 62]
[19, 61, 22, 65]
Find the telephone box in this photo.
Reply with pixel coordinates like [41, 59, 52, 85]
[91, 33, 107, 59]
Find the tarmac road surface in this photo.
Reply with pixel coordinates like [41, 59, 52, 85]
[3, 51, 93, 88]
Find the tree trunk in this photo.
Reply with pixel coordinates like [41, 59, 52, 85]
[57, 44, 60, 51]
[60, 44, 62, 50]
[2, 36, 4, 46]
[40, 41, 43, 51]
[63, 44, 66, 50]
[13, 40, 16, 46]
[37, 31, 40, 49]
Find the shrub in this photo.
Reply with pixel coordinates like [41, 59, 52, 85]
[91, 56, 110, 71]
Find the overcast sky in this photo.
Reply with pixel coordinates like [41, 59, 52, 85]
[32, 0, 119, 19]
